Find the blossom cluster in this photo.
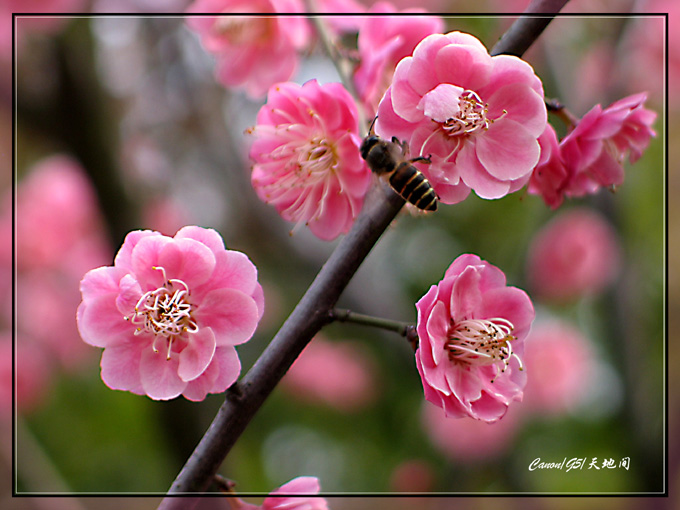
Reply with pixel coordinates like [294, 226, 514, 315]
[529, 93, 657, 208]
[185, 0, 443, 107]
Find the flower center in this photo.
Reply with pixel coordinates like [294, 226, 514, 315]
[441, 90, 491, 137]
[126, 266, 198, 360]
[296, 137, 336, 177]
[445, 317, 522, 382]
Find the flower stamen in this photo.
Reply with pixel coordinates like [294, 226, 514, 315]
[127, 266, 197, 360]
[445, 317, 523, 382]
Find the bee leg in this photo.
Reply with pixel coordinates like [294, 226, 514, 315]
[391, 137, 410, 155]
[410, 155, 432, 165]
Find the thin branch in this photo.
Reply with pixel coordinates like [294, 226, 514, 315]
[329, 308, 418, 349]
[306, 13, 368, 132]
[491, 0, 570, 57]
[157, 5, 567, 507]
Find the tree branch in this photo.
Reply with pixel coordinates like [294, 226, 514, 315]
[157, 4, 567, 507]
[490, 0, 570, 57]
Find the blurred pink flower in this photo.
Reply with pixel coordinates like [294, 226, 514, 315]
[77, 226, 264, 401]
[527, 123, 568, 209]
[16, 155, 110, 274]
[142, 196, 192, 237]
[523, 320, 595, 414]
[248, 79, 371, 240]
[415, 254, 534, 423]
[1, 334, 53, 415]
[376, 31, 546, 203]
[239, 476, 328, 510]
[421, 400, 522, 461]
[527, 208, 621, 301]
[388, 459, 435, 492]
[559, 92, 656, 199]
[623, 4, 671, 109]
[281, 336, 379, 412]
[185, 0, 310, 98]
[353, 2, 443, 115]
[11, 155, 111, 375]
[17, 271, 96, 370]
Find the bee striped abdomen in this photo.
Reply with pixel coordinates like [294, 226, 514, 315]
[389, 162, 438, 211]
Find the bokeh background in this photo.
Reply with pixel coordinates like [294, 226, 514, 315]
[5, 1, 672, 509]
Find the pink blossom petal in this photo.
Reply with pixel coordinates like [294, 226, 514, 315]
[375, 88, 421, 142]
[391, 58, 428, 123]
[469, 392, 509, 422]
[444, 254, 483, 278]
[269, 476, 320, 496]
[434, 180, 472, 205]
[100, 343, 145, 395]
[79, 266, 125, 300]
[159, 238, 216, 288]
[203, 250, 258, 298]
[140, 348, 187, 400]
[178, 328, 217, 382]
[115, 274, 142, 316]
[475, 119, 541, 181]
[445, 364, 482, 411]
[486, 82, 547, 138]
[76, 295, 134, 348]
[450, 266, 483, 320]
[434, 42, 493, 92]
[183, 345, 243, 401]
[457, 142, 511, 199]
[174, 226, 225, 254]
[210, 346, 242, 392]
[130, 235, 173, 289]
[587, 149, 625, 188]
[308, 185, 352, 241]
[193, 288, 259, 346]
[418, 84, 464, 122]
[480, 286, 535, 338]
[485, 54, 544, 97]
[426, 300, 452, 369]
[113, 230, 161, 271]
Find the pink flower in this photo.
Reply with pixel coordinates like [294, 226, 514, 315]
[376, 31, 547, 204]
[185, 0, 310, 98]
[421, 400, 522, 461]
[559, 92, 656, 198]
[248, 80, 371, 240]
[527, 208, 621, 301]
[527, 123, 568, 209]
[239, 477, 328, 510]
[353, 2, 443, 115]
[15, 155, 111, 274]
[77, 226, 264, 401]
[281, 336, 379, 412]
[523, 320, 595, 415]
[11, 155, 111, 373]
[415, 254, 534, 423]
[1, 334, 53, 415]
[388, 459, 435, 492]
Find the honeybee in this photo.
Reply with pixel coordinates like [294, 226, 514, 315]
[360, 118, 438, 212]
